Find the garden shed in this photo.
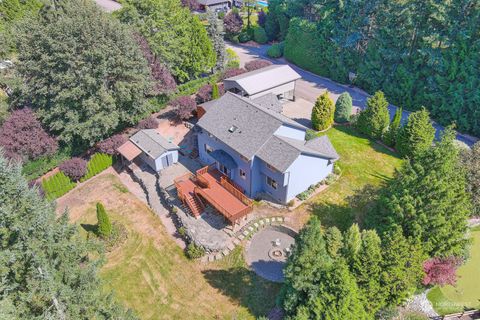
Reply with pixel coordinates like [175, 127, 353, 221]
[117, 129, 179, 172]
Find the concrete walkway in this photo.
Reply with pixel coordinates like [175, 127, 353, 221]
[227, 42, 479, 147]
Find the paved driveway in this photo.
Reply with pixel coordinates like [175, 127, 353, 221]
[228, 43, 478, 146]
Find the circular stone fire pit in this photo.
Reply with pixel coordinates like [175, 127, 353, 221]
[245, 225, 297, 282]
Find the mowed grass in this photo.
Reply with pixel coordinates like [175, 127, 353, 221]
[308, 126, 403, 230]
[427, 229, 480, 315]
[56, 173, 263, 320]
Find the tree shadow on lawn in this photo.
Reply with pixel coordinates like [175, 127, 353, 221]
[202, 267, 282, 317]
[310, 184, 383, 231]
[80, 223, 97, 234]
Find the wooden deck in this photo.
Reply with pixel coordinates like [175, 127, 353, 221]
[174, 165, 253, 224]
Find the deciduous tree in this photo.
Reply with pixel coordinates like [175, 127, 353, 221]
[223, 11, 243, 36]
[171, 96, 197, 121]
[96, 134, 127, 155]
[59, 157, 87, 181]
[16, 0, 151, 146]
[0, 108, 57, 161]
[423, 257, 461, 286]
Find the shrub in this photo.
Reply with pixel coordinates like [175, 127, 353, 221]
[21, 147, 72, 180]
[286, 199, 295, 207]
[334, 92, 352, 123]
[176, 75, 217, 97]
[356, 91, 390, 140]
[41, 171, 76, 200]
[96, 202, 112, 238]
[422, 257, 461, 286]
[212, 83, 220, 99]
[305, 129, 319, 141]
[296, 184, 316, 201]
[196, 84, 212, 103]
[220, 67, 246, 80]
[226, 48, 240, 69]
[59, 157, 87, 181]
[384, 107, 403, 147]
[333, 162, 342, 176]
[218, 11, 225, 19]
[185, 243, 205, 259]
[170, 96, 197, 121]
[238, 31, 251, 43]
[81, 153, 113, 182]
[267, 42, 284, 58]
[137, 116, 159, 129]
[178, 226, 187, 237]
[244, 59, 273, 72]
[96, 134, 127, 155]
[257, 9, 267, 27]
[0, 108, 58, 161]
[253, 26, 268, 44]
[311, 91, 335, 131]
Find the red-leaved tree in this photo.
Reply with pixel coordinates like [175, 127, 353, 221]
[423, 257, 462, 286]
[59, 157, 87, 181]
[170, 96, 197, 122]
[134, 34, 177, 95]
[137, 116, 159, 129]
[220, 68, 246, 80]
[223, 11, 243, 35]
[244, 59, 273, 72]
[0, 108, 58, 161]
[97, 134, 127, 155]
[197, 84, 212, 103]
[257, 10, 267, 27]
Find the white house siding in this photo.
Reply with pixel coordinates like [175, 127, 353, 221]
[274, 125, 306, 141]
[154, 150, 178, 171]
[248, 82, 295, 100]
[285, 154, 333, 202]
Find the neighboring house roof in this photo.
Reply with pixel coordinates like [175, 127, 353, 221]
[197, 92, 306, 159]
[224, 65, 301, 96]
[252, 93, 283, 113]
[198, 0, 230, 5]
[256, 135, 339, 172]
[130, 129, 179, 159]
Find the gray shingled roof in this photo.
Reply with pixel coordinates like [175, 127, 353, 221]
[197, 92, 305, 159]
[256, 135, 339, 172]
[252, 93, 283, 113]
[224, 65, 301, 96]
[197, 92, 339, 172]
[130, 129, 179, 159]
[198, 0, 230, 5]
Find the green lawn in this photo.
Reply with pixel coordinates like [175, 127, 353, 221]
[427, 229, 480, 315]
[309, 126, 403, 230]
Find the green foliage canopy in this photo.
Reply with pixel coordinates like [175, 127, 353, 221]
[15, 0, 151, 146]
[96, 202, 112, 238]
[357, 91, 390, 140]
[311, 91, 335, 131]
[396, 108, 435, 158]
[334, 92, 353, 123]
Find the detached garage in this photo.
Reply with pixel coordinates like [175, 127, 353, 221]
[117, 129, 179, 172]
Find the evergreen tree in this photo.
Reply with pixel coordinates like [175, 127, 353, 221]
[342, 223, 361, 267]
[96, 202, 112, 238]
[357, 91, 390, 140]
[373, 126, 471, 258]
[381, 227, 424, 305]
[206, 9, 226, 72]
[283, 218, 368, 319]
[353, 230, 385, 314]
[460, 142, 480, 216]
[384, 107, 402, 147]
[325, 226, 343, 258]
[396, 108, 435, 158]
[311, 91, 335, 131]
[0, 153, 136, 318]
[211, 83, 220, 99]
[15, 0, 151, 146]
[334, 92, 353, 123]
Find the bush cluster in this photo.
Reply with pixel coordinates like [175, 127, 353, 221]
[59, 157, 87, 181]
[267, 42, 284, 58]
[185, 243, 206, 259]
[81, 153, 114, 182]
[244, 59, 272, 72]
[41, 172, 76, 200]
[253, 26, 268, 44]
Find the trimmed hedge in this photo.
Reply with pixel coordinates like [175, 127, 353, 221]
[41, 171, 76, 200]
[81, 153, 114, 182]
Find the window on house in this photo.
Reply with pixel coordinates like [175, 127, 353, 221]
[239, 169, 246, 179]
[266, 176, 277, 190]
[205, 144, 213, 154]
[219, 163, 229, 175]
[266, 163, 277, 172]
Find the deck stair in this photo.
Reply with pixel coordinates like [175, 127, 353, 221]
[184, 193, 204, 217]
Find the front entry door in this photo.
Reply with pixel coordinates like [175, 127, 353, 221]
[219, 163, 229, 177]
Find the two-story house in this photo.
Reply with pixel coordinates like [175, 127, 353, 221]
[196, 92, 339, 204]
